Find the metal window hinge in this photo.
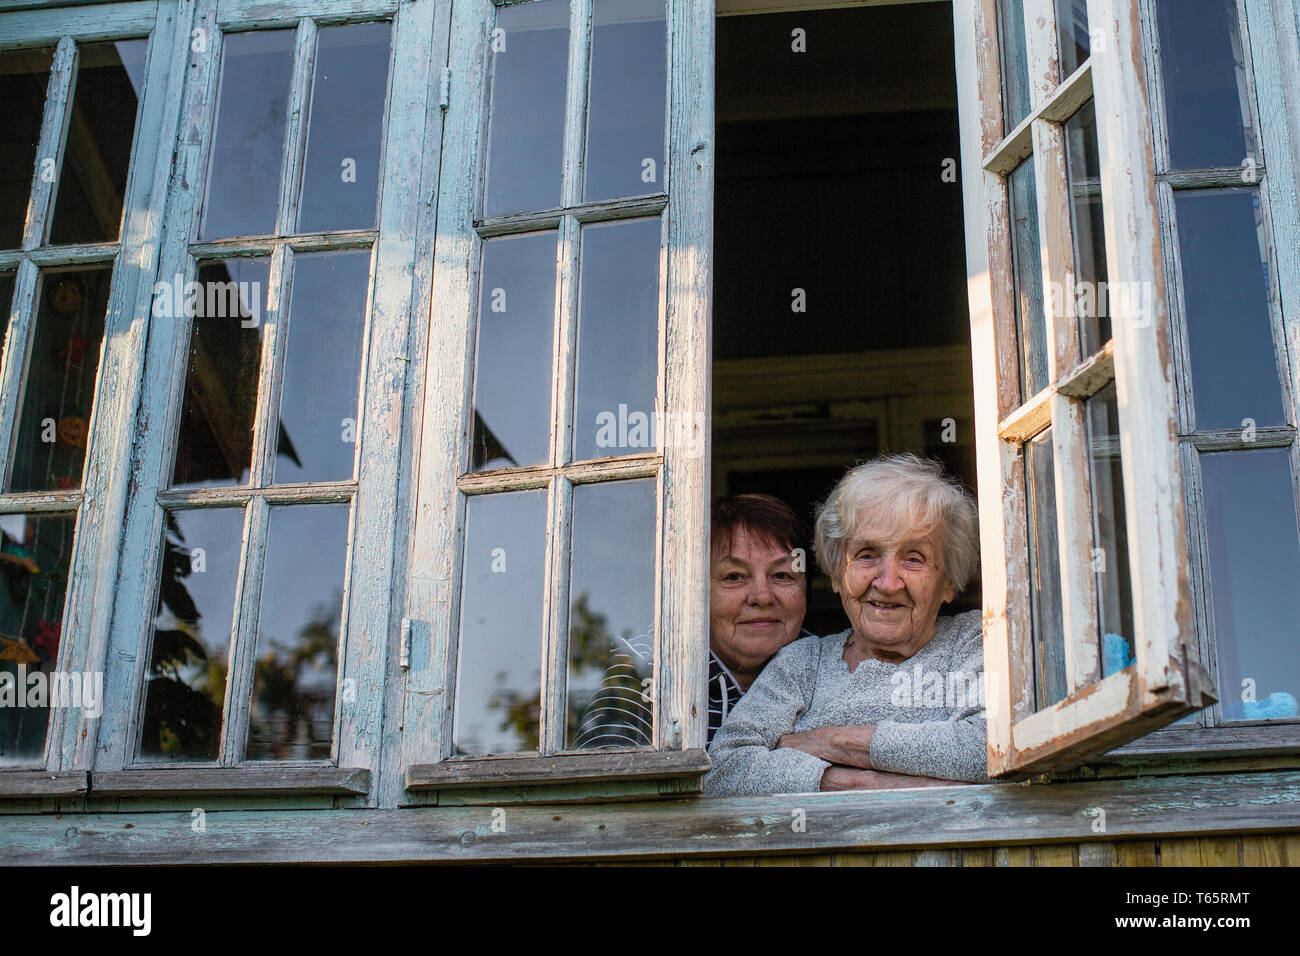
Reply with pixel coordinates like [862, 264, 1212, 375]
[400, 618, 415, 669]
[439, 68, 451, 110]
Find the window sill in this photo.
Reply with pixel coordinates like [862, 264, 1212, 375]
[1099, 723, 1300, 762]
[0, 771, 89, 799]
[89, 766, 370, 797]
[404, 749, 711, 804]
[3, 768, 1297, 864]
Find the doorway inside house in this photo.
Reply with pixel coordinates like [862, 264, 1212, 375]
[713, 2, 978, 636]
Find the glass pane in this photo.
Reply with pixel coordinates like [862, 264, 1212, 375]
[1056, 0, 1090, 79]
[246, 503, 348, 760]
[566, 478, 655, 749]
[49, 39, 149, 245]
[572, 218, 660, 462]
[997, 0, 1032, 133]
[0, 512, 76, 766]
[0, 47, 54, 250]
[453, 490, 548, 755]
[1175, 188, 1282, 430]
[1155, 0, 1255, 171]
[1064, 101, 1110, 355]
[1202, 449, 1300, 722]
[470, 232, 557, 472]
[171, 258, 269, 489]
[200, 30, 295, 240]
[272, 251, 370, 484]
[484, 0, 570, 217]
[1026, 429, 1067, 709]
[8, 268, 110, 492]
[1009, 157, 1048, 400]
[140, 507, 243, 761]
[1086, 382, 1135, 677]
[583, 0, 665, 203]
[297, 22, 391, 234]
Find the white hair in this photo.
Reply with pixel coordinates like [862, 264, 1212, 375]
[813, 453, 979, 593]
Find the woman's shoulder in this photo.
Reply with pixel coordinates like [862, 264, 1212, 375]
[766, 629, 844, 671]
[935, 609, 984, 655]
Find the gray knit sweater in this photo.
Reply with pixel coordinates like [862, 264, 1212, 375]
[704, 609, 990, 795]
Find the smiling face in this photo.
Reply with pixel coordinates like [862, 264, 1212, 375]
[835, 514, 955, 661]
[709, 526, 807, 689]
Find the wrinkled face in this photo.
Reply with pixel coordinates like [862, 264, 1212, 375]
[835, 515, 955, 659]
[710, 526, 807, 678]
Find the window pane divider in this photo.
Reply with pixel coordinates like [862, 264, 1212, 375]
[998, 342, 1115, 441]
[540, 475, 572, 754]
[1183, 426, 1296, 451]
[1157, 168, 1269, 188]
[220, 493, 269, 765]
[0, 259, 41, 483]
[13, 243, 120, 267]
[157, 481, 357, 507]
[215, 0, 399, 28]
[475, 193, 668, 237]
[276, 18, 316, 237]
[21, 35, 74, 251]
[188, 229, 377, 258]
[456, 455, 662, 494]
[248, 243, 292, 486]
[983, 61, 1094, 175]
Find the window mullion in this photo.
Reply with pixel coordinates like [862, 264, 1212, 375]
[560, 0, 593, 209]
[220, 494, 269, 765]
[248, 243, 292, 487]
[540, 474, 572, 755]
[22, 36, 75, 252]
[0, 258, 41, 485]
[276, 18, 317, 237]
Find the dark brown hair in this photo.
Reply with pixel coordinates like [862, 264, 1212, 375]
[711, 493, 807, 560]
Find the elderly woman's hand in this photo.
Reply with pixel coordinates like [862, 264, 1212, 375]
[820, 766, 972, 791]
[777, 725, 876, 768]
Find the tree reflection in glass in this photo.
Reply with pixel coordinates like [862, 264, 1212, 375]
[566, 478, 655, 749]
[140, 508, 243, 761]
[246, 504, 348, 760]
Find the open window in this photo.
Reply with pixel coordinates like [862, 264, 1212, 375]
[401, 0, 713, 798]
[955, 0, 1219, 776]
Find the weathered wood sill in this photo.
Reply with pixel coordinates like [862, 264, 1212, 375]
[404, 749, 711, 804]
[2, 769, 1297, 865]
[0, 766, 370, 799]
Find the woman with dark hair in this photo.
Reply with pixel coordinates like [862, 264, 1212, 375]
[707, 493, 811, 744]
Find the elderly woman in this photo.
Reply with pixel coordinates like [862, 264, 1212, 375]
[704, 454, 988, 794]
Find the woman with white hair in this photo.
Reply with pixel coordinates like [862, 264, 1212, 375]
[704, 453, 989, 795]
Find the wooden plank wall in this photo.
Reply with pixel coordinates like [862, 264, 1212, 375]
[525, 834, 1300, 866]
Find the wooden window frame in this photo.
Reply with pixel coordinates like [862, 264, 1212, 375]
[87, 0, 443, 799]
[1107, 0, 1300, 760]
[401, 0, 713, 796]
[0, 0, 174, 781]
[956, 0, 1217, 778]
